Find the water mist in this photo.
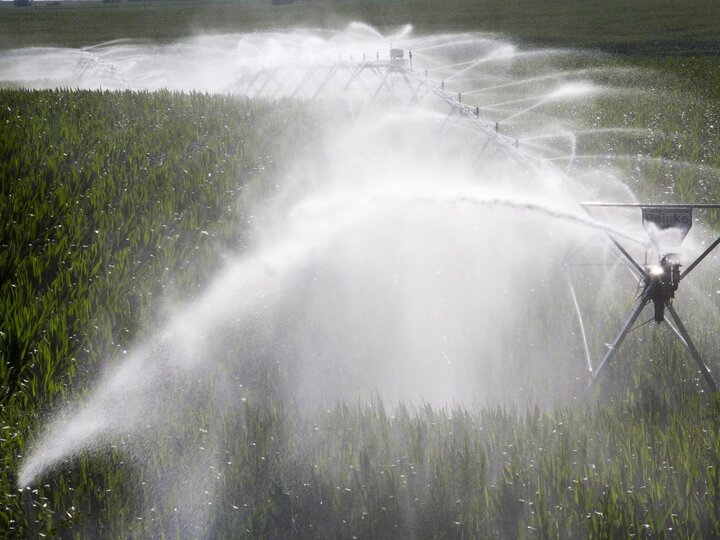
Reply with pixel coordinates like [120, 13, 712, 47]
[4, 23, 719, 537]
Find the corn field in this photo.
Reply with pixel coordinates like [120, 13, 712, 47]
[2, 44, 720, 538]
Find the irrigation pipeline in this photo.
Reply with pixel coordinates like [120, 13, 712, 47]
[402, 66, 541, 174]
[230, 54, 546, 178]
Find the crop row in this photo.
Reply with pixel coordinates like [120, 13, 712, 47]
[9, 387, 720, 537]
[2, 53, 720, 537]
[0, 88, 324, 536]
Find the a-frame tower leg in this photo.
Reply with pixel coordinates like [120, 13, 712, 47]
[665, 303, 718, 391]
[584, 295, 649, 395]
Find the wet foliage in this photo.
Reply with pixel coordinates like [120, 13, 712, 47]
[1, 68, 720, 536]
[0, 88, 322, 537]
[2, 15, 720, 535]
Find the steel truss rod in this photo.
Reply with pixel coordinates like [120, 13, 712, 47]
[253, 71, 280, 99]
[343, 64, 381, 98]
[408, 77, 429, 106]
[665, 303, 718, 391]
[607, 235, 645, 277]
[243, 70, 264, 95]
[267, 73, 288, 99]
[663, 316, 685, 345]
[566, 269, 593, 374]
[290, 64, 320, 99]
[310, 64, 340, 101]
[580, 205, 645, 278]
[439, 106, 457, 134]
[680, 235, 720, 280]
[362, 68, 395, 114]
[585, 293, 649, 395]
[470, 137, 500, 170]
[343, 63, 367, 91]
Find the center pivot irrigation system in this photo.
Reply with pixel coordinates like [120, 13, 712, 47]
[231, 48, 720, 395]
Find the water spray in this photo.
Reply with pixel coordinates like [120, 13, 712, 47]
[5, 26, 720, 535]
